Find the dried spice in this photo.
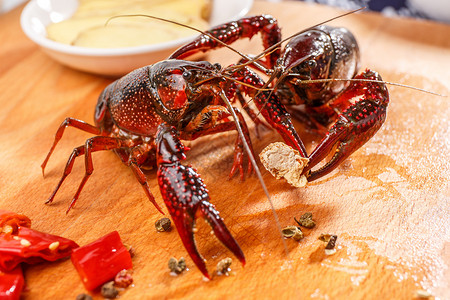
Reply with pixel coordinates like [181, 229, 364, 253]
[168, 257, 186, 274]
[259, 142, 309, 188]
[101, 281, 119, 299]
[126, 245, 136, 258]
[318, 234, 338, 249]
[0, 210, 31, 234]
[0, 211, 79, 273]
[216, 258, 232, 275]
[75, 293, 93, 300]
[294, 212, 316, 229]
[71, 231, 132, 291]
[114, 269, 133, 288]
[325, 235, 337, 249]
[282, 226, 304, 241]
[155, 218, 172, 232]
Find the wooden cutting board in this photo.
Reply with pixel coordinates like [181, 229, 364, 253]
[0, 1, 449, 299]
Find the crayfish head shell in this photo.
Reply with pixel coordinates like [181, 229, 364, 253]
[151, 60, 220, 114]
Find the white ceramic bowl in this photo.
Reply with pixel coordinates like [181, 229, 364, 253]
[20, 0, 253, 77]
[409, 0, 450, 22]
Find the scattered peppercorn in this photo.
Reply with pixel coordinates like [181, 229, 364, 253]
[76, 293, 93, 300]
[168, 257, 177, 270]
[318, 234, 338, 249]
[216, 258, 232, 275]
[325, 235, 337, 249]
[282, 226, 304, 241]
[294, 212, 316, 228]
[114, 269, 133, 288]
[168, 257, 186, 274]
[127, 246, 136, 258]
[101, 281, 119, 299]
[178, 257, 186, 271]
[155, 217, 172, 232]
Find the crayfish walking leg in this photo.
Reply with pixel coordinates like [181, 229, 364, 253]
[156, 123, 245, 278]
[42, 118, 163, 214]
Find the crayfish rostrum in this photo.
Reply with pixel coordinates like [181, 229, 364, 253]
[42, 14, 390, 278]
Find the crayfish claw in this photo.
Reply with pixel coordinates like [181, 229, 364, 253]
[156, 123, 245, 278]
[200, 201, 246, 267]
[168, 206, 209, 277]
[304, 69, 389, 181]
[158, 163, 245, 278]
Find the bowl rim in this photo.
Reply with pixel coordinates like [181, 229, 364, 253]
[20, 0, 252, 57]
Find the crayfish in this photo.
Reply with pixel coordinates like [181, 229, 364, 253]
[170, 14, 389, 181]
[42, 13, 390, 278]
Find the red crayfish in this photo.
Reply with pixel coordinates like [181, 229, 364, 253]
[170, 14, 389, 181]
[42, 14, 389, 278]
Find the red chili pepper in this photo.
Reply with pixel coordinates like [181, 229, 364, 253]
[0, 210, 31, 233]
[71, 231, 132, 291]
[0, 226, 79, 272]
[0, 210, 78, 299]
[0, 266, 24, 300]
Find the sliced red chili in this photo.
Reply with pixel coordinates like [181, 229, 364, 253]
[71, 231, 132, 291]
[0, 210, 31, 234]
[0, 210, 78, 299]
[0, 226, 79, 272]
[0, 266, 24, 300]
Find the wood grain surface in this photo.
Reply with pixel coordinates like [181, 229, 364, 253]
[0, 1, 449, 299]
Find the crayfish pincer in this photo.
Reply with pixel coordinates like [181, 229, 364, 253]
[41, 59, 260, 278]
[156, 124, 245, 276]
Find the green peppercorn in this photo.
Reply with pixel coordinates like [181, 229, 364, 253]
[168, 257, 186, 274]
[155, 217, 172, 232]
[295, 212, 316, 228]
[101, 281, 119, 299]
[282, 226, 304, 241]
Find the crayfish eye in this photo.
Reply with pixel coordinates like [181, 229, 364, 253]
[157, 74, 188, 110]
[182, 70, 193, 80]
[307, 60, 317, 69]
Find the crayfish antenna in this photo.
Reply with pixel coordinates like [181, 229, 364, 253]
[217, 90, 292, 267]
[106, 14, 252, 63]
[298, 77, 447, 97]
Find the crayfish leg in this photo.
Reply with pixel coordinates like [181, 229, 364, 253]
[156, 123, 245, 278]
[231, 67, 308, 157]
[180, 105, 255, 180]
[304, 69, 389, 181]
[226, 107, 255, 180]
[236, 92, 271, 139]
[41, 118, 101, 175]
[46, 136, 131, 213]
[114, 147, 163, 214]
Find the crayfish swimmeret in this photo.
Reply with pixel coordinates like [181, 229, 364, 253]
[42, 14, 389, 278]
